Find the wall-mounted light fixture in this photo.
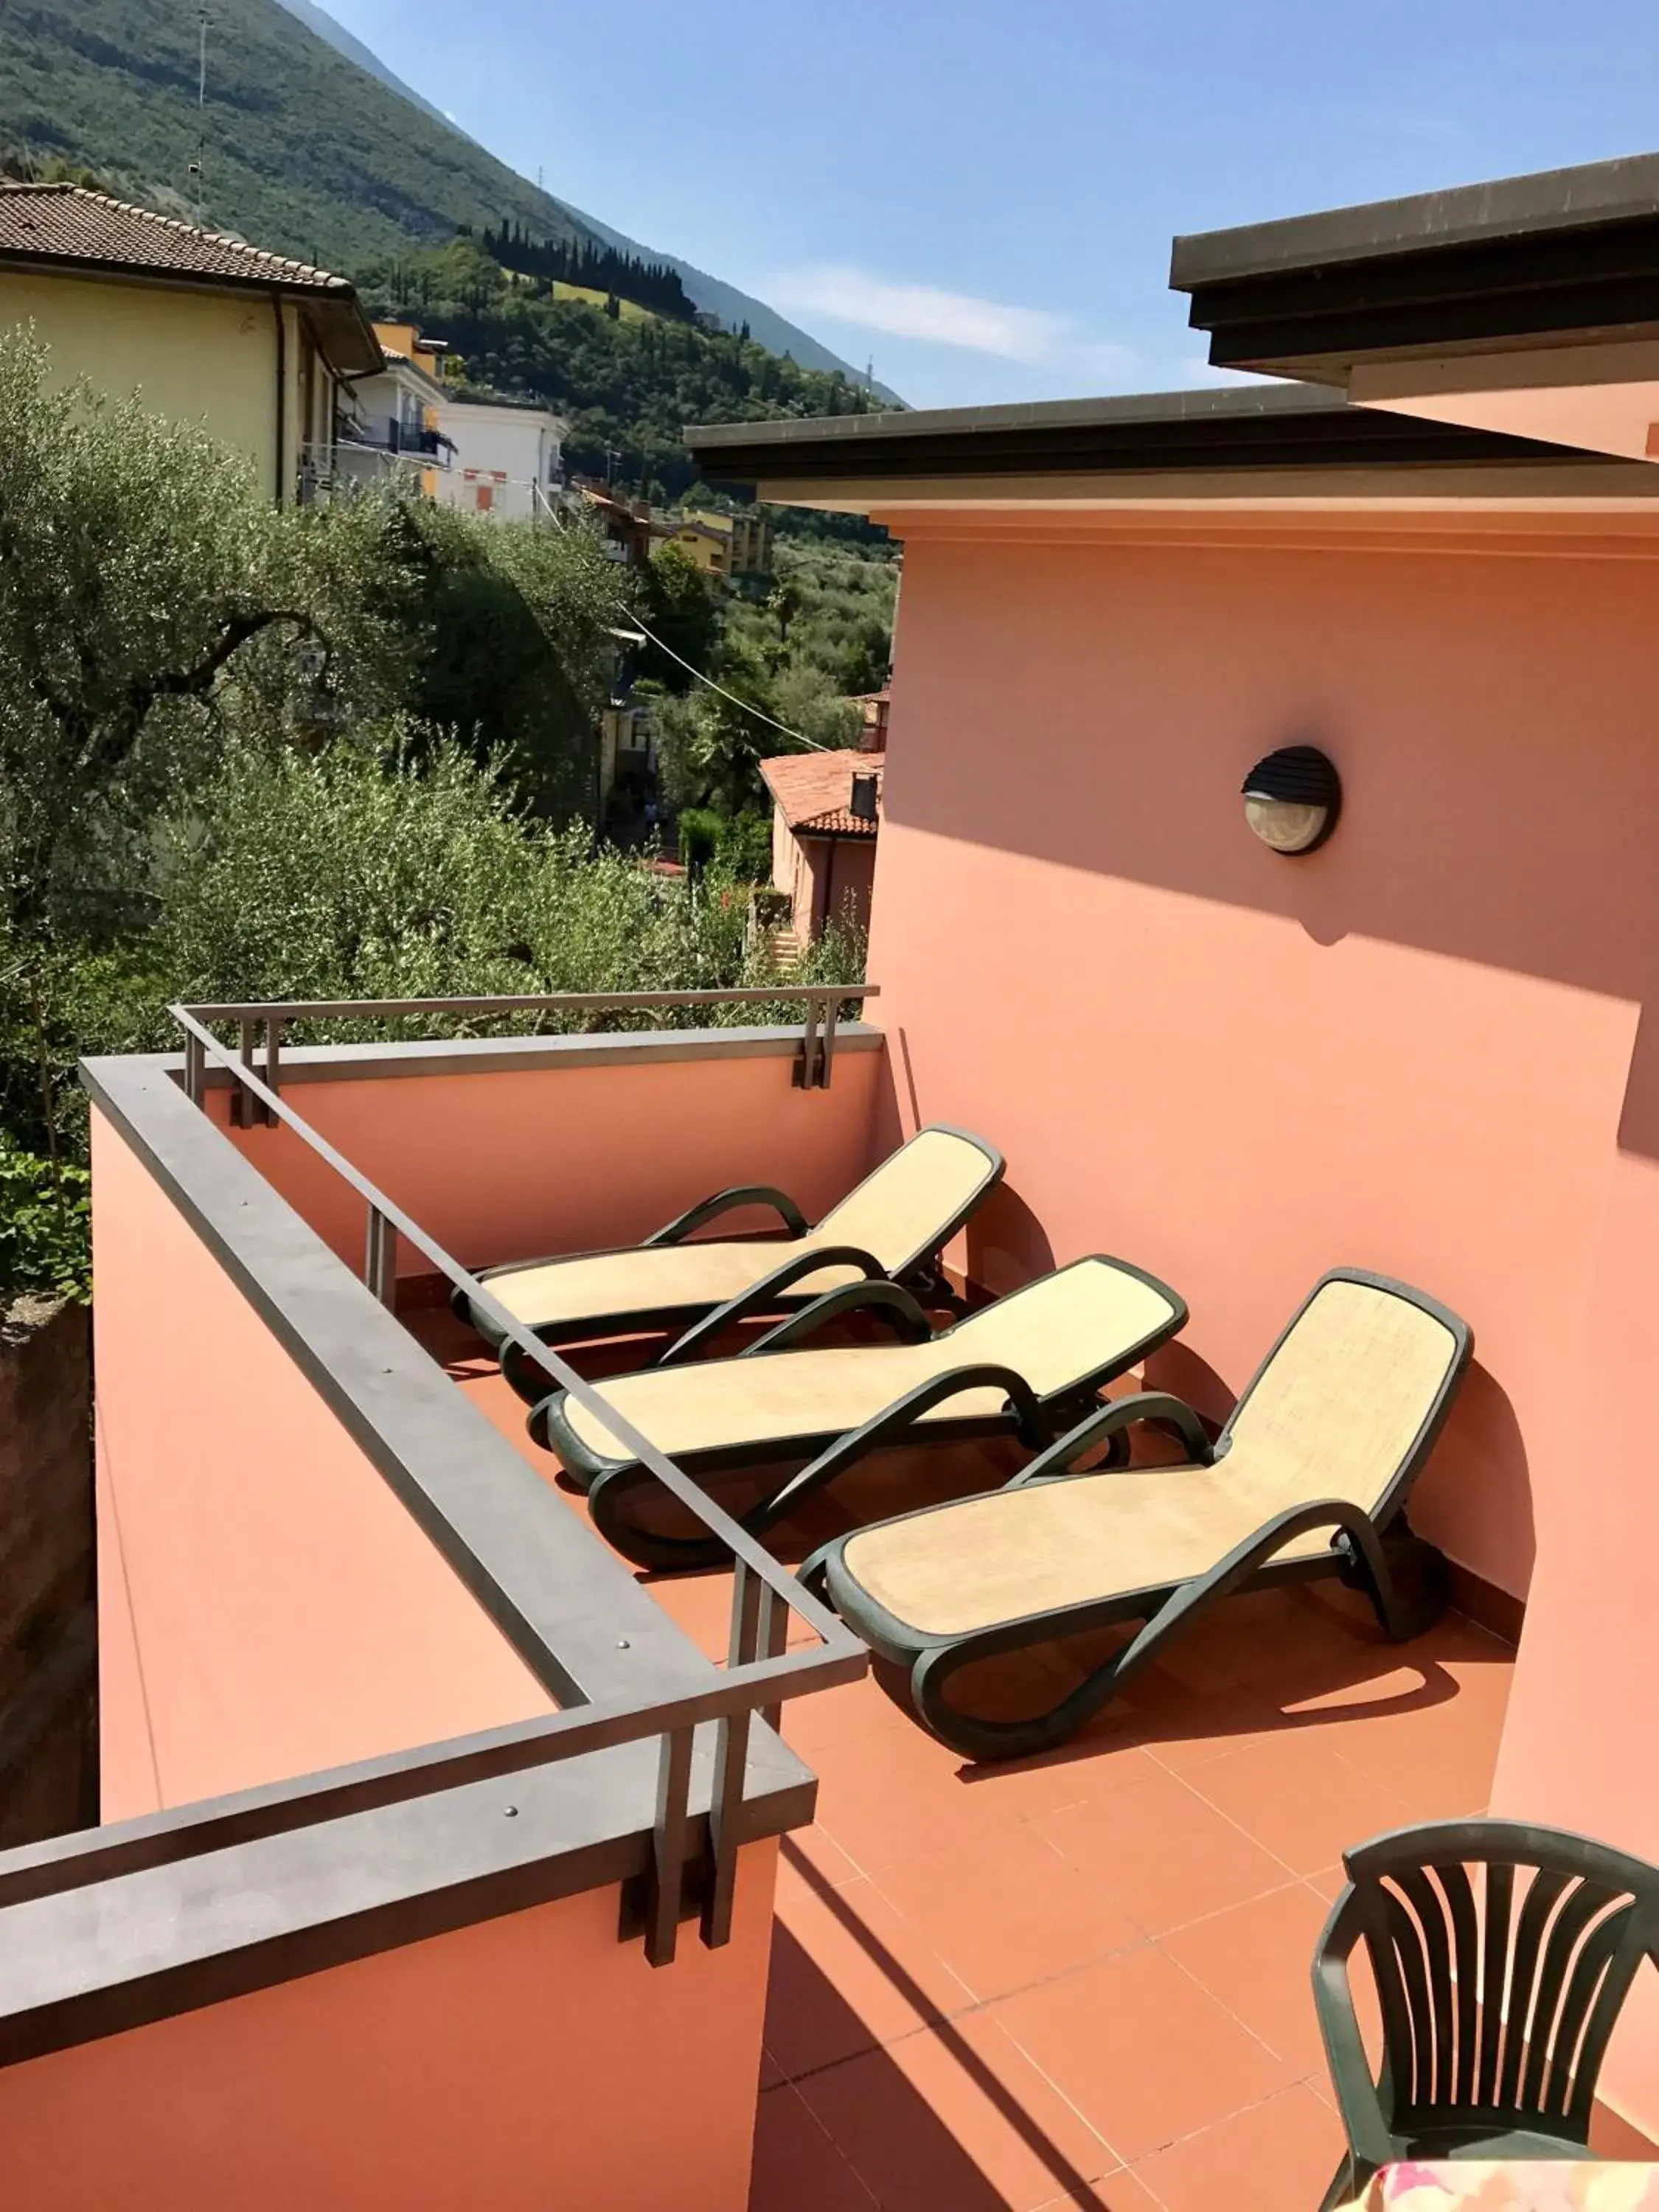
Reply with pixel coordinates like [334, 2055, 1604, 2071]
[1241, 745, 1342, 856]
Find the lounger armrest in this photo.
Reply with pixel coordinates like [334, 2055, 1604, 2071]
[1008, 1391, 1213, 1487]
[751, 1363, 1048, 1534]
[741, 1281, 936, 1357]
[655, 1244, 888, 1366]
[1312, 1888, 1398, 2178]
[644, 1184, 808, 1246]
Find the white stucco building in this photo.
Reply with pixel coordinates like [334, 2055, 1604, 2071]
[432, 395, 565, 521]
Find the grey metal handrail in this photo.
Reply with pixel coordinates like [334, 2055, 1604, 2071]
[178, 984, 877, 1115]
[164, 994, 877, 1964]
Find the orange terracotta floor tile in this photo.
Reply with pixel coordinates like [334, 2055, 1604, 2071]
[1034, 1770, 1294, 1937]
[990, 1941, 1298, 2164]
[795, 2010, 1117, 2212]
[869, 1824, 1143, 2002]
[1129, 2084, 1346, 2212]
[1155, 1880, 1336, 2075]
[748, 2084, 877, 2210]
[425, 1323, 1517, 2211]
[1178, 1731, 1417, 1879]
[765, 1861, 974, 2082]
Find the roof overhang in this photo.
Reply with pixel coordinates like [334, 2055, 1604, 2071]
[1171, 150, 1659, 464]
[687, 383, 1659, 540]
[0, 246, 384, 380]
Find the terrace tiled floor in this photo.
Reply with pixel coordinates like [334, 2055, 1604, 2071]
[418, 1311, 1517, 2212]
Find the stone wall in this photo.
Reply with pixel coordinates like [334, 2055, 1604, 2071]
[0, 1297, 96, 1846]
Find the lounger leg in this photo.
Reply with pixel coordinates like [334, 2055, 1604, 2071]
[1348, 1530, 1451, 1642]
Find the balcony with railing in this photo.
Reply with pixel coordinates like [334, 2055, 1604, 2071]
[0, 980, 1568, 2209]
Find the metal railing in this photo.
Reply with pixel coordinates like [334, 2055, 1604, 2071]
[179, 984, 878, 1121]
[161, 988, 882, 1964]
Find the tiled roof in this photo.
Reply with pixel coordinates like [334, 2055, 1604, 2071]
[760, 749, 884, 837]
[0, 184, 353, 295]
[796, 805, 877, 838]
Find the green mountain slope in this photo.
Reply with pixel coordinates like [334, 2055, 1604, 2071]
[268, 0, 900, 398]
[0, 0, 594, 267]
[0, 0, 897, 397]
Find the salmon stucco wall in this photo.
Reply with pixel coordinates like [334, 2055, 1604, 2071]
[866, 526, 1659, 1611]
[0, 1846, 779, 2212]
[212, 1042, 884, 1279]
[91, 1105, 554, 1818]
[869, 516, 1659, 2135]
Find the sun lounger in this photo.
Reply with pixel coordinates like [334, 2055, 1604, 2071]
[533, 1254, 1188, 1571]
[455, 1124, 1004, 1400]
[801, 1268, 1472, 1761]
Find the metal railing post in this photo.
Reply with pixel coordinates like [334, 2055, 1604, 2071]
[231, 1017, 256, 1127]
[646, 1725, 695, 1967]
[757, 1581, 789, 1738]
[701, 1561, 764, 1949]
[364, 1205, 397, 1308]
[263, 1018, 282, 1116]
[818, 992, 841, 1089]
[796, 995, 821, 1090]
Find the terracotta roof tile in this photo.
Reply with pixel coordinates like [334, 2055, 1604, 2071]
[796, 805, 877, 838]
[761, 749, 884, 835]
[0, 183, 354, 295]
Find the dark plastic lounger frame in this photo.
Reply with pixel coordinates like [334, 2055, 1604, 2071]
[1313, 1818, 1659, 2207]
[453, 1124, 1006, 1403]
[801, 1269, 1473, 1763]
[535, 1256, 1189, 1574]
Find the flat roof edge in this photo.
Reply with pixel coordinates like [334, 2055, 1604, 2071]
[1170, 148, 1659, 290]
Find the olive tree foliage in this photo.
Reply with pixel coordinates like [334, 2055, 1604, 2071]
[0, 328, 625, 1158]
[0, 330, 395, 945]
[378, 495, 624, 818]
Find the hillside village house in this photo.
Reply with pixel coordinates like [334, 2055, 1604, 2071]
[666, 507, 774, 582]
[0, 182, 380, 503]
[322, 319, 454, 497]
[759, 739, 883, 941]
[17, 147, 1659, 2211]
[433, 392, 565, 520]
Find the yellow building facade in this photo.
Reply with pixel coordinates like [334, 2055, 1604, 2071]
[0, 184, 381, 504]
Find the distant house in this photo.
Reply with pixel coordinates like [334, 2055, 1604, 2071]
[759, 743, 883, 940]
[328, 322, 454, 496]
[574, 484, 657, 566]
[0, 181, 381, 503]
[854, 689, 891, 748]
[665, 515, 732, 580]
[663, 508, 773, 584]
[432, 394, 565, 521]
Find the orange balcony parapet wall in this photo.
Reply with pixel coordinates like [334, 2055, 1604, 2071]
[0, 1020, 888, 2211]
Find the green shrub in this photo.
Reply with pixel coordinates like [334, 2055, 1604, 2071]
[0, 1140, 90, 1304]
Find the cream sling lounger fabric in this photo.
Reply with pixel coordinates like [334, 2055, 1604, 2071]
[454, 1124, 1004, 1399]
[533, 1254, 1188, 1571]
[802, 1269, 1473, 1761]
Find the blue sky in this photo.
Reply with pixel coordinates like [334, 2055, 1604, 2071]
[321, 0, 1659, 408]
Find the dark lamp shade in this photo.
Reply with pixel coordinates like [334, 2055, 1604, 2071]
[1241, 745, 1341, 855]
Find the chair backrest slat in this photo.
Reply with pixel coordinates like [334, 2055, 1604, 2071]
[1497, 1868, 1572, 2111]
[1396, 1869, 1457, 2107]
[1519, 1879, 1619, 2112]
[1475, 1860, 1514, 2107]
[1385, 1889, 1440, 2109]
[1548, 1904, 1637, 2126]
[1437, 1861, 1481, 2107]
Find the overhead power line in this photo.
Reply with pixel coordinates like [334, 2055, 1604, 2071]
[617, 603, 838, 753]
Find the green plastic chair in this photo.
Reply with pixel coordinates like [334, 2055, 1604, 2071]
[1315, 1818, 1659, 2208]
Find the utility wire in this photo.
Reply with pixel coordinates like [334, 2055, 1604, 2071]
[616, 602, 838, 753]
